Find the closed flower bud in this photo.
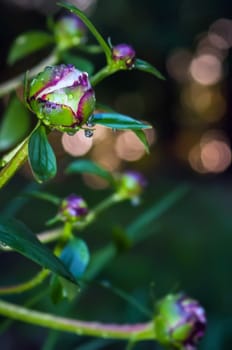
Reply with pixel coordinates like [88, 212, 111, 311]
[54, 14, 87, 50]
[112, 43, 136, 69]
[59, 194, 88, 222]
[116, 171, 147, 200]
[154, 293, 206, 350]
[27, 64, 95, 132]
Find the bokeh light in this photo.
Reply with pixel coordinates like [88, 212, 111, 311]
[115, 129, 155, 162]
[181, 83, 226, 122]
[62, 130, 93, 156]
[188, 130, 231, 173]
[166, 49, 192, 83]
[189, 54, 223, 86]
[209, 18, 232, 49]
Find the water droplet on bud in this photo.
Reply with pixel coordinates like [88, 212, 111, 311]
[86, 116, 95, 128]
[84, 129, 94, 138]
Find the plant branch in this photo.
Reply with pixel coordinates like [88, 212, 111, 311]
[0, 51, 58, 98]
[0, 270, 49, 295]
[0, 299, 155, 341]
[0, 138, 29, 189]
[90, 65, 118, 86]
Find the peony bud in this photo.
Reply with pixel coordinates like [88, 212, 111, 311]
[116, 171, 147, 200]
[59, 194, 88, 222]
[54, 14, 87, 50]
[154, 293, 206, 350]
[27, 64, 95, 133]
[112, 43, 136, 69]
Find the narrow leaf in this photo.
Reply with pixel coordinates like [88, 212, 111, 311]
[66, 159, 114, 184]
[28, 125, 57, 183]
[0, 96, 30, 151]
[132, 129, 150, 153]
[57, 2, 112, 62]
[24, 191, 60, 205]
[0, 216, 78, 284]
[134, 58, 165, 80]
[92, 113, 152, 130]
[8, 31, 54, 65]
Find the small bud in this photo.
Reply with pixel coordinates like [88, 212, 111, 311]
[116, 171, 147, 200]
[59, 194, 88, 222]
[54, 14, 87, 50]
[112, 43, 136, 69]
[154, 293, 206, 350]
[27, 64, 95, 132]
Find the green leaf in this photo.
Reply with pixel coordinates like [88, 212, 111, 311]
[0, 216, 78, 284]
[132, 129, 150, 153]
[50, 275, 79, 303]
[0, 96, 30, 151]
[134, 58, 165, 80]
[92, 113, 152, 130]
[28, 125, 57, 183]
[7, 31, 54, 65]
[61, 52, 94, 75]
[66, 159, 114, 184]
[57, 2, 112, 62]
[60, 238, 90, 279]
[24, 191, 60, 205]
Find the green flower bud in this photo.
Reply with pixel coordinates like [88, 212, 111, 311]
[154, 293, 206, 350]
[54, 14, 87, 50]
[112, 43, 136, 69]
[59, 194, 88, 223]
[116, 171, 147, 201]
[27, 64, 95, 133]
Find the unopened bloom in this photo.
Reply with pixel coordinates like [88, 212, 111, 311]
[54, 14, 87, 50]
[112, 43, 136, 69]
[116, 171, 147, 200]
[59, 194, 88, 222]
[27, 64, 95, 132]
[154, 293, 206, 350]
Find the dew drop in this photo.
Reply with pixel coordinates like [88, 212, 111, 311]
[84, 129, 94, 138]
[86, 116, 95, 128]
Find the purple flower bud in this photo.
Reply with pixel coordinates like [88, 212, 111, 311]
[59, 194, 88, 222]
[154, 293, 206, 350]
[54, 14, 87, 50]
[117, 170, 147, 200]
[27, 64, 95, 132]
[112, 43, 136, 69]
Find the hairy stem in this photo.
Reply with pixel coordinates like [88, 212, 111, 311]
[0, 299, 155, 341]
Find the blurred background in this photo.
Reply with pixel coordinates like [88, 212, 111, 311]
[0, 0, 232, 349]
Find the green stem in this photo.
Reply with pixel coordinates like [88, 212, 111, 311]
[0, 299, 155, 341]
[0, 51, 58, 98]
[0, 122, 40, 189]
[58, 2, 112, 63]
[75, 193, 122, 230]
[0, 270, 49, 295]
[0, 137, 29, 189]
[90, 65, 118, 86]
